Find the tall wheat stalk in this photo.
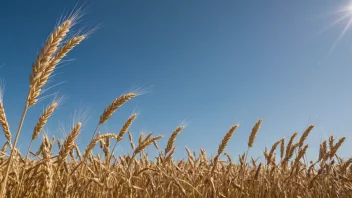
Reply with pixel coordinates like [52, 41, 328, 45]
[1, 15, 85, 195]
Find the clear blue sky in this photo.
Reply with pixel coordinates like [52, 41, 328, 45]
[1, 0, 352, 160]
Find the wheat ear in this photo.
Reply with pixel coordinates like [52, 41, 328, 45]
[218, 124, 239, 155]
[32, 102, 58, 140]
[20, 101, 58, 186]
[319, 140, 327, 161]
[83, 133, 118, 160]
[57, 122, 81, 166]
[285, 132, 298, 159]
[268, 138, 284, 164]
[329, 137, 346, 158]
[117, 114, 137, 142]
[30, 20, 72, 85]
[212, 124, 239, 175]
[248, 119, 262, 148]
[109, 114, 137, 161]
[165, 126, 185, 154]
[88, 92, 137, 143]
[282, 143, 300, 166]
[138, 132, 144, 145]
[280, 137, 285, 159]
[0, 99, 11, 142]
[185, 146, 194, 161]
[27, 36, 85, 107]
[99, 93, 137, 125]
[133, 136, 163, 156]
[298, 125, 314, 148]
[329, 135, 335, 150]
[293, 144, 309, 169]
[128, 131, 135, 150]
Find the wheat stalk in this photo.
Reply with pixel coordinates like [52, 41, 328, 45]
[1, 18, 82, 194]
[211, 124, 239, 175]
[108, 114, 137, 163]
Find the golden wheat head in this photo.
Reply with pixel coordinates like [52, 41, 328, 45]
[248, 119, 262, 148]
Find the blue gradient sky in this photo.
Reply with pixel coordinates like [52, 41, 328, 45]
[1, 0, 352, 160]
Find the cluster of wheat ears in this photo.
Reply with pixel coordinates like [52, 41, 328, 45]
[0, 13, 351, 198]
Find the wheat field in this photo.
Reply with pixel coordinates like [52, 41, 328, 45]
[0, 13, 351, 198]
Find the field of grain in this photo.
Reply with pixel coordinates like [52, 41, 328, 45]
[0, 13, 351, 198]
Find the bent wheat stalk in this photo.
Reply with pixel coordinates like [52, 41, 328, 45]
[212, 124, 239, 175]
